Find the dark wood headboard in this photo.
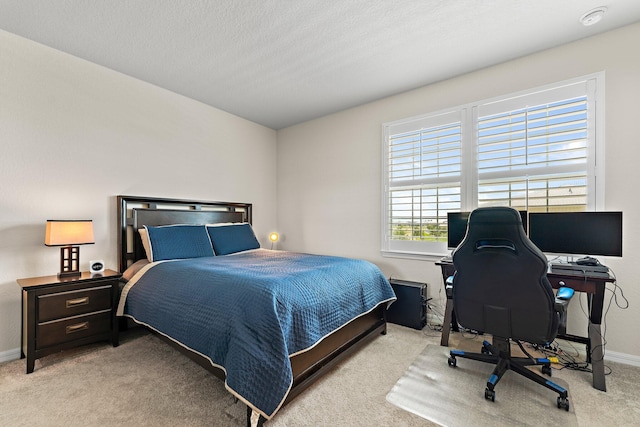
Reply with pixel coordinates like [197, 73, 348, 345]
[117, 195, 252, 273]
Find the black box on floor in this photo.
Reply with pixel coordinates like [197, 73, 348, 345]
[387, 279, 427, 330]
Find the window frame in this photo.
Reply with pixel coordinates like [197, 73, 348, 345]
[381, 73, 605, 260]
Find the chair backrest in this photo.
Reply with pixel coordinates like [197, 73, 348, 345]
[452, 207, 558, 344]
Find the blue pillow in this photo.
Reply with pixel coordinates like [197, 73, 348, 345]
[207, 223, 260, 255]
[145, 225, 214, 261]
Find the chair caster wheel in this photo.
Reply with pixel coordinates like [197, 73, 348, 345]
[485, 388, 495, 402]
[542, 365, 552, 376]
[557, 397, 570, 411]
[448, 356, 457, 367]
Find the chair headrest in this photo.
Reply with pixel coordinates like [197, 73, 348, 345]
[465, 207, 525, 242]
[468, 206, 522, 226]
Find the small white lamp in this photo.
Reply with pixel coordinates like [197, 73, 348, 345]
[269, 232, 279, 250]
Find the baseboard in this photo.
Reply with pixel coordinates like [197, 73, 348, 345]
[553, 338, 640, 367]
[3, 330, 639, 368]
[0, 347, 21, 363]
[428, 317, 640, 368]
[605, 349, 640, 367]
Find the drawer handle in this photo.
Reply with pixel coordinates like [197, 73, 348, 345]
[66, 297, 89, 308]
[66, 322, 89, 334]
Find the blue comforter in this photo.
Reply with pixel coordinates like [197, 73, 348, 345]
[117, 249, 395, 418]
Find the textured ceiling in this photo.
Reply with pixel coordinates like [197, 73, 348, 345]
[2, 1, 640, 129]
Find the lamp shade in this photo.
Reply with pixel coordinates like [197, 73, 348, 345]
[269, 232, 279, 242]
[45, 220, 95, 246]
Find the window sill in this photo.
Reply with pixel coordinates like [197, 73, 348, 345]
[381, 249, 448, 262]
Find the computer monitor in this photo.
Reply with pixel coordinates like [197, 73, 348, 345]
[528, 211, 623, 257]
[447, 210, 527, 249]
[447, 212, 471, 250]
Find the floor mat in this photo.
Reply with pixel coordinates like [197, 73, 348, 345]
[386, 344, 578, 427]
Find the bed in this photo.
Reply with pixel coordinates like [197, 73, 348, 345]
[116, 195, 395, 426]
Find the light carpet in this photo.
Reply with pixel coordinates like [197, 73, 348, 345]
[3, 324, 640, 426]
[387, 344, 578, 427]
[0, 329, 247, 426]
[0, 326, 425, 427]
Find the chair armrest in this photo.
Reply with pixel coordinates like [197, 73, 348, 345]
[445, 276, 454, 299]
[554, 287, 574, 337]
[556, 287, 575, 301]
[554, 287, 574, 312]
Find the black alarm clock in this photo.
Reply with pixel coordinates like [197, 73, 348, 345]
[89, 260, 105, 273]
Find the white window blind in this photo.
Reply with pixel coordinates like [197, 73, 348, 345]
[382, 74, 603, 258]
[384, 111, 462, 255]
[476, 84, 591, 212]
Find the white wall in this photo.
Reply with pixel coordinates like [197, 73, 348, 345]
[0, 30, 277, 358]
[277, 23, 640, 359]
[2, 22, 639, 362]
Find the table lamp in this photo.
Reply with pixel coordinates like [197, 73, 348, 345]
[45, 220, 95, 278]
[269, 232, 279, 249]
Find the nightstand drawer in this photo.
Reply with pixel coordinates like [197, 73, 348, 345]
[37, 310, 112, 348]
[38, 285, 112, 322]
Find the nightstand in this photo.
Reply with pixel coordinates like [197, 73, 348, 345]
[17, 269, 122, 373]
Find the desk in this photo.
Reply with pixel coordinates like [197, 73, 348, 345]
[436, 258, 612, 392]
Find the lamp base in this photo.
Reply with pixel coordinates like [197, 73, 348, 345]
[59, 246, 81, 278]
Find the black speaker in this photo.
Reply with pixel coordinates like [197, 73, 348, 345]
[387, 279, 427, 330]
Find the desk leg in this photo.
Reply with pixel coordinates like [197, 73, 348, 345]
[588, 282, 607, 392]
[588, 321, 606, 391]
[440, 298, 454, 346]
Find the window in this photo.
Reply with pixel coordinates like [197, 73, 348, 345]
[382, 74, 604, 258]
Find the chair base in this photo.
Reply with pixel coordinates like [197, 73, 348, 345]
[448, 337, 570, 411]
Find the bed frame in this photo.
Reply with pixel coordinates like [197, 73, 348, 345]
[116, 195, 388, 426]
